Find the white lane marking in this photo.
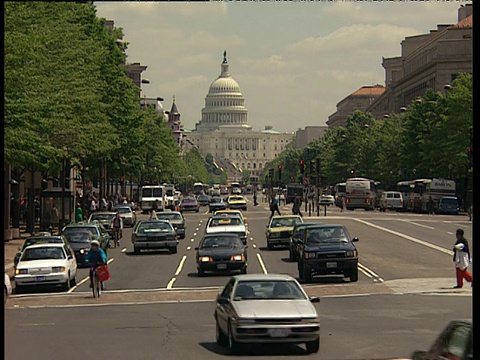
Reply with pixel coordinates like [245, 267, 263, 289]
[190, 239, 195, 242]
[252, 244, 257, 248]
[196, 228, 199, 231]
[447, 232, 454, 235]
[20, 323, 56, 327]
[175, 255, 187, 276]
[400, 220, 435, 230]
[358, 262, 384, 282]
[68, 258, 115, 293]
[166, 278, 176, 289]
[121, 248, 127, 253]
[187, 246, 191, 251]
[256, 253, 268, 274]
[250, 237, 254, 241]
[353, 218, 453, 256]
[193, 233, 197, 236]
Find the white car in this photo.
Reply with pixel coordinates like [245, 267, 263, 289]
[5, 272, 12, 304]
[319, 194, 335, 206]
[15, 243, 77, 293]
[205, 214, 248, 244]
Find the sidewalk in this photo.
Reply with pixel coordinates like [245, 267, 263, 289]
[4, 226, 34, 279]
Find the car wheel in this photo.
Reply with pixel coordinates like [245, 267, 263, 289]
[70, 276, 76, 287]
[305, 337, 320, 354]
[134, 246, 140, 255]
[171, 246, 178, 254]
[198, 268, 205, 277]
[241, 266, 247, 274]
[299, 263, 312, 283]
[64, 272, 71, 291]
[14, 284, 23, 295]
[349, 267, 358, 282]
[289, 250, 296, 262]
[267, 241, 274, 250]
[216, 319, 228, 347]
[228, 322, 240, 354]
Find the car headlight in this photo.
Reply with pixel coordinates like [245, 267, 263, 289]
[304, 252, 316, 259]
[15, 269, 28, 275]
[346, 250, 358, 257]
[199, 256, 213, 262]
[52, 266, 66, 273]
[230, 254, 245, 261]
[79, 248, 87, 254]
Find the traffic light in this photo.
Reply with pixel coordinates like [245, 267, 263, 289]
[268, 168, 274, 179]
[278, 165, 283, 180]
[300, 160, 305, 175]
[309, 160, 315, 175]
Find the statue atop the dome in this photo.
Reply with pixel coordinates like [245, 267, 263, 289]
[223, 50, 227, 64]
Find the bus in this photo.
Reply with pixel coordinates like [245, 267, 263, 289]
[334, 182, 346, 206]
[193, 182, 204, 195]
[396, 180, 414, 211]
[162, 183, 177, 210]
[230, 181, 242, 194]
[139, 185, 165, 213]
[345, 177, 376, 211]
[421, 178, 456, 213]
[285, 183, 304, 204]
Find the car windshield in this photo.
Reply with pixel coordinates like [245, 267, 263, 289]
[306, 227, 349, 244]
[183, 198, 196, 203]
[63, 231, 92, 243]
[229, 197, 243, 201]
[209, 217, 242, 226]
[156, 213, 182, 220]
[201, 236, 243, 249]
[233, 280, 306, 301]
[115, 207, 131, 214]
[22, 237, 63, 250]
[442, 198, 458, 205]
[137, 222, 173, 233]
[271, 218, 302, 227]
[211, 197, 223, 203]
[21, 247, 66, 261]
[90, 214, 115, 221]
[63, 227, 98, 237]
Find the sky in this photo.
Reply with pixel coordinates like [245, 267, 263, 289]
[94, 1, 467, 133]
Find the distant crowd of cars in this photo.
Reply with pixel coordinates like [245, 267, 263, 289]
[179, 193, 248, 213]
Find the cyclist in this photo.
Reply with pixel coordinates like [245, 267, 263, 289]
[85, 240, 107, 290]
[110, 212, 123, 246]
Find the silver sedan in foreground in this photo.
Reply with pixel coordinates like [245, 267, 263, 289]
[214, 273, 320, 354]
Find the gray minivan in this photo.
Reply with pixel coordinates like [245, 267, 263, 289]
[379, 191, 404, 212]
[436, 196, 459, 215]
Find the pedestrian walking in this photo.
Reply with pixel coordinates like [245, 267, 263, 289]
[269, 193, 281, 219]
[452, 228, 472, 288]
[293, 194, 303, 217]
[427, 196, 434, 214]
[152, 199, 159, 214]
[253, 192, 258, 206]
[339, 196, 345, 212]
[75, 202, 83, 222]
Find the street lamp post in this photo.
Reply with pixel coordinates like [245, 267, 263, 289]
[61, 146, 68, 230]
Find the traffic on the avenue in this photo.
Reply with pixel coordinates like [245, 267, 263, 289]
[5, 190, 472, 360]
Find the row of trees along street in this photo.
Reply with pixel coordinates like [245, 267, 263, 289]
[264, 73, 472, 207]
[4, 2, 214, 234]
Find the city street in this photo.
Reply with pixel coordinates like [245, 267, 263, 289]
[5, 195, 472, 359]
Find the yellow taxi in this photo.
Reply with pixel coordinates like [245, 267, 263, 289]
[226, 195, 247, 211]
[214, 209, 247, 223]
[266, 215, 303, 250]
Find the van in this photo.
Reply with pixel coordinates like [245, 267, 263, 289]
[436, 196, 459, 215]
[379, 191, 404, 212]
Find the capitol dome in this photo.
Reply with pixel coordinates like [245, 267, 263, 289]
[195, 51, 249, 133]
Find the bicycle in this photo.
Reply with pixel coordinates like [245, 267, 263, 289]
[112, 228, 121, 248]
[90, 265, 103, 298]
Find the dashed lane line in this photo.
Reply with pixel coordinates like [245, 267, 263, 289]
[256, 253, 268, 274]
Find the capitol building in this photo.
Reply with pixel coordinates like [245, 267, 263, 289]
[186, 52, 294, 180]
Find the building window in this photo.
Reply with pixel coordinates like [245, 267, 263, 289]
[253, 163, 257, 169]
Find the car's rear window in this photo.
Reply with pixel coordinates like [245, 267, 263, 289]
[21, 247, 66, 261]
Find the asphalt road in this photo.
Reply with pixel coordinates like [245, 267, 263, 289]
[5, 196, 473, 359]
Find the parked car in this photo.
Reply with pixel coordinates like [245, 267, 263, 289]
[209, 196, 227, 213]
[5, 272, 12, 304]
[436, 196, 460, 215]
[131, 220, 178, 254]
[61, 222, 110, 253]
[88, 211, 116, 238]
[197, 194, 211, 206]
[411, 319, 472, 360]
[14, 243, 77, 293]
[318, 194, 335, 206]
[14, 234, 71, 268]
[205, 214, 248, 244]
[113, 205, 137, 227]
[266, 215, 304, 250]
[288, 223, 322, 262]
[154, 211, 186, 239]
[379, 191, 404, 212]
[296, 224, 359, 283]
[226, 195, 247, 211]
[196, 233, 247, 277]
[214, 274, 320, 354]
[180, 197, 200, 213]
